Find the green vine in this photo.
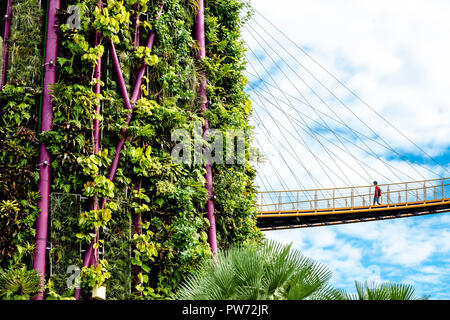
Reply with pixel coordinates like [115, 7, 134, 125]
[0, 0, 262, 300]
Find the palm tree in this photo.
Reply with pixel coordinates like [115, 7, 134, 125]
[176, 240, 423, 300]
[176, 240, 340, 300]
[0, 267, 41, 300]
[338, 281, 422, 300]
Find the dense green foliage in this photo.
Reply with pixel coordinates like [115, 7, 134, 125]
[0, 0, 44, 271]
[0, 85, 40, 269]
[0, 267, 42, 300]
[0, 0, 261, 299]
[7, 0, 44, 86]
[0, 0, 428, 302]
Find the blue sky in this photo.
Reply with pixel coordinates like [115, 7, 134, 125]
[264, 214, 450, 299]
[243, 0, 450, 299]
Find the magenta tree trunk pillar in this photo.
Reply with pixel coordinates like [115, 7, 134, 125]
[33, 0, 60, 300]
[1, 0, 13, 89]
[195, 0, 218, 255]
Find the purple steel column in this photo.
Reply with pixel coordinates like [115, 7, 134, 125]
[1, 0, 13, 89]
[33, 0, 60, 300]
[195, 0, 217, 254]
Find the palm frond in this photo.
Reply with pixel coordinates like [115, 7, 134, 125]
[352, 281, 418, 300]
[176, 240, 336, 300]
[0, 267, 41, 300]
[175, 241, 422, 301]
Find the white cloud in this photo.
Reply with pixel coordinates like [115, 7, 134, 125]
[249, 0, 450, 299]
[246, 0, 450, 192]
[263, 212, 450, 297]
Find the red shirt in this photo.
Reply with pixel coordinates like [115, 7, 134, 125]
[374, 186, 381, 197]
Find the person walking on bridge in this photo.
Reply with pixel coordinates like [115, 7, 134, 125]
[373, 181, 382, 205]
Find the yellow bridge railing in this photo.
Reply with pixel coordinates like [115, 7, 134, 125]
[257, 177, 450, 214]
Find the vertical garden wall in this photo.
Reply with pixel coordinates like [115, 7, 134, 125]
[0, 0, 262, 299]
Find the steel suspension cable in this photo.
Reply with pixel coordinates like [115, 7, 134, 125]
[244, 23, 415, 185]
[248, 18, 434, 180]
[246, 45, 346, 192]
[246, 70, 442, 179]
[253, 120, 314, 203]
[252, 107, 334, 199]
[250, 87, 414, 186]
[247, 76, 425, 184]
[251, 85, 360, 191]
[250, 88, 374, 184]
[251, 9, 448, 177]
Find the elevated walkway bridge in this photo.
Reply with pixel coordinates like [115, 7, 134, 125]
[257, 178, 450, 231]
